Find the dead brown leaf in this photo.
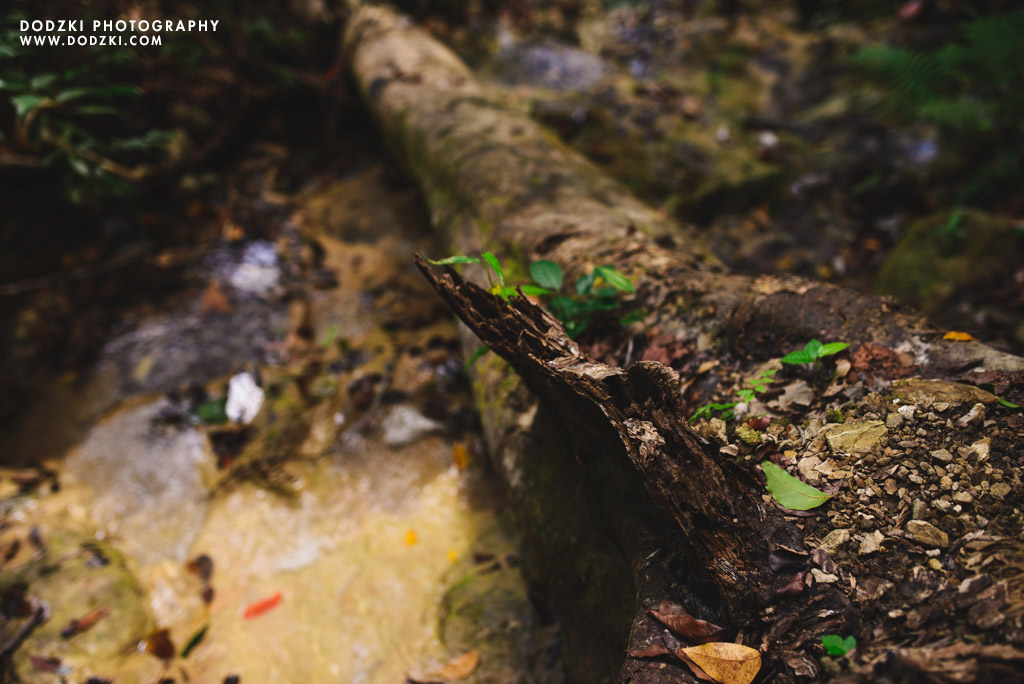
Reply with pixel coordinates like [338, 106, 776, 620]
[201, 280, 232, 314]
[647, 600, 726, 644]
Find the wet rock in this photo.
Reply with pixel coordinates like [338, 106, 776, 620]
[821, 419, 887, 456]
[889, 379, 997, 410]
[8, 533, 154, 677]
[905, 520, 949, 548]
[228, 241, 281, 295]
[64, 399, 211, 565]
[381, 405, 444, 447]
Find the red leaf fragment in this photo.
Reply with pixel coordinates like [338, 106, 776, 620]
[775, 571, 809, 598]
[747, 416, 771, 431]
[646, 600, 726, 644]
[60, 607, 109, 638]
[243, 591, 282, 619]
[627, 642, 673, 658]
[29, 656, 67, 674]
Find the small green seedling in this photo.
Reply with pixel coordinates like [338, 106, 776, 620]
[532, 260, 635, 338]
[781, 339, 849, 365]
[689, 368, 777, 423]
[428, 254, 635, 365]
[821, 634, 857, 656]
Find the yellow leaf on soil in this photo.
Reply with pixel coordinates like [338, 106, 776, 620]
[943, 331, 975, 341]
[680, 642, 761, 684]
[452, 443, 470, 471]
[434, 650, 479, 680]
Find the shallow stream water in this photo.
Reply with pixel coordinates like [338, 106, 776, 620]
[0, 162, 548, 683]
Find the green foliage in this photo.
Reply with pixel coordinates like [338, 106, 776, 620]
[851, 11, 1024, 208]
[821, 634, 857, 656]
[544, 261, 634, 339]
[781, 339, 848, 365]
[689, 368, 776, 423]
[851, 11, 1024, 133]
[996, 396, 1020, 410]
[0, 10, 174, 204]
[197, 398, 228, 424]
[428, 254, 635, 340]
[529, 260, 563, 290]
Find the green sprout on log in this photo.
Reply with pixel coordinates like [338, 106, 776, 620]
[427, 253, 636, 366]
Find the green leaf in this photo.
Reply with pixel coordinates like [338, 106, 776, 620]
[0, 75, 28, 91]
[518, 284, 551, 296]
[780, 349, 816, 365]
[688, 402, 738, 423]
[530, 260, 563, 290]
[619, 309, 646, 326]
[29, 73, 57, 90]
[819, 342, 849, 357]
[67, 155, 91, 177]
[575, 272, 595, 295]
[73, 104, 122, 117]
[493, 285, 517, 299]
[11, 93, 47, 117]
[594, 265, 634, 293]
[481, 251, 504, 286]
[464, 345, 490, 370]
[760, 461, 831, 510]
[320, 324, 339, 350]
[997, 396, 1021, 409]
[427, 255, 480, 266]
[821, 634, 856, 656]
[804, 339, 824, 358]
[180, 624, 209, 659]
[197, 398, 228, 424]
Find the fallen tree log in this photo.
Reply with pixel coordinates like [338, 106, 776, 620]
[344, 7, 1024, 683]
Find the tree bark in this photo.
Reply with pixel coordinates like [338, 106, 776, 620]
[344, 7, 1024, 683]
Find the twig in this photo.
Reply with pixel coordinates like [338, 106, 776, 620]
[0, 597, 50, 659]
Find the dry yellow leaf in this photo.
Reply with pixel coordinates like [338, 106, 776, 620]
[434, 650, 479, 680]
[407, 649, 480, 683]
[943, 331, 976, 341]
[452, 443, 470, 471]
[680, 642, 761, 684]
